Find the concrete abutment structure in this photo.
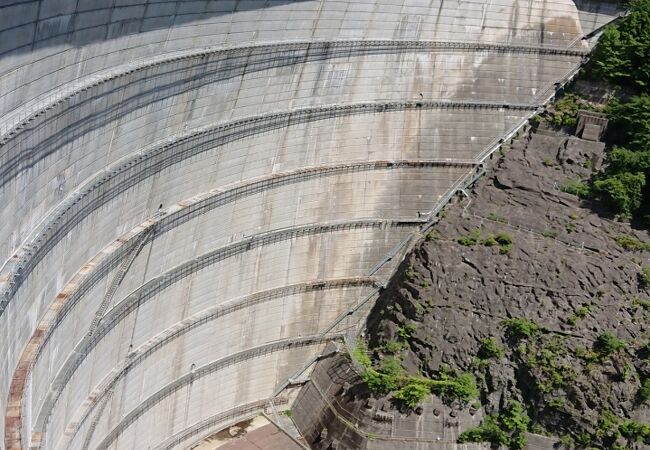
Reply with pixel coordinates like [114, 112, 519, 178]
[0, 1, 621, 449]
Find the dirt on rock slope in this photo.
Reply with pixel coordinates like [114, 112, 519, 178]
[363, 125, 650, 449]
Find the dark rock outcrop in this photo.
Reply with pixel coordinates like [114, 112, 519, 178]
[363, 127, 650, 449]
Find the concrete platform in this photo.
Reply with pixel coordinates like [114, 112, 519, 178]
[193, 417, 302, 450]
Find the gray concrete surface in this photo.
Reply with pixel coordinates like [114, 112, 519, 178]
[292, 348, 559, 449]
[0, 1, 622, 449]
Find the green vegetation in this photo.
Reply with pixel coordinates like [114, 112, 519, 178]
[405, 263, 416, 280]
[526, 336, 576, 394]
[549, 93, 606, 129]
[482, 234, 498, 247]
[590, 0, 650, 89]
[383, 340, 404, 354]
[457, 229, 513, 253]
[641, 266, 650, 288]
[593, 332, 626, 356]
[502, 318, 541, 342]
[496, 324, 585, 401]
[556, 434, 572, 448]
[606, 95, 650, 152]
[595, 409, 620, 442]
[638, 378, 650, 402]
[615, 233, 650, 250]
[457, 228, 482, 246]
[353, 340, 372, 368]
[634, 297, 650, 311]
[393, 379, 430, 408]
[478, 337, 504, 359]
[542, 229, 558, 239]
[352, 341, 478, 408]
[424, 230, 439, 242]
[567, 305, 590, 326]
[487, 212, 508, 223]
[576, 432, 592, 447]
[588, 411, 650, 447]
[619, 420, 650, 443]
[358, 355, 403, 393]
[379, 357, 403, 377]
[564, 221, 577, 234]
[559, 179, 591, 198]
[495, 233, 513, 254]
[592, 170, 646, 220]
[429, 369, 479, 404]
[543, 158, 556, 167]
[575, 305, 590, 318]
[623, 363, 634, 381]
[577, 0, 650, 223]
[397, 323, 416, 340]
[458, 401, 530, 450]
[361, 367, 401, 393]
[549, 94, 582, 128]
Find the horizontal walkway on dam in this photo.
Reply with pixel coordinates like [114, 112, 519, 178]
[0, 151, 475, 313]
[0, 99, 533, 187]
[0, 39, 587, 141]
[0, 98, 507, 313]
[35, 278, 379, 439]
[7, 218, 418, 450]
[93, 335, 341, 450]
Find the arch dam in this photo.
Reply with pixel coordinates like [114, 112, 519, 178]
[0, 1, 621, 449]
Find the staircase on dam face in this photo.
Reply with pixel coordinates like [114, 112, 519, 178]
[0, 1, 626, 449]
[79, 388, 115, 450]
[87, 228, 154, 336]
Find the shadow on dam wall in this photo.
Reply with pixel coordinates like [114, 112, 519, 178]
[0, 0, 619, 63]
[0, 43, 435, 188]
[573, 0, 622, 14]
[0, 0, 309, 60]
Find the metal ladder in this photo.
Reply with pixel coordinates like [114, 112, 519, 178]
[80, 387, 115, 450]
[87, 228, 153, 335]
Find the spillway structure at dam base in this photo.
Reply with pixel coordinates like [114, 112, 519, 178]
[0, 1, 622, 449]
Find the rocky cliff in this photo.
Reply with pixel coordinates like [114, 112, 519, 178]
[362, 122, 650, 449]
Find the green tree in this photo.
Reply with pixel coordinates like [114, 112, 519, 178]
[591, 0, 650, 89]
[394, 380, 430, 408]
[592, 171, 645, 219]
[502, 318, 540, 342]
[606, 95, 650, 151]
[458, 401, 530, 450]
[430, 371, 478, 403]
[478, 337, 504, 359]
[594, 332, 626, 356]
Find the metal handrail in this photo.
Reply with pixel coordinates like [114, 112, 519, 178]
[94, 334, 342, 450]
[0, 38, 586, 142]
[43, 279, 376, 440]
[0, 99, 532, 315]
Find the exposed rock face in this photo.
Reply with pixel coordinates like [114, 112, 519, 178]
[364, 127, 650, 448]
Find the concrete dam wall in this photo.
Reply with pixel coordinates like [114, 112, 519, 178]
[0, 1, 620, 449]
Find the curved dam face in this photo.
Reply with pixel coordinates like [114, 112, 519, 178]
[0, 1, 620, 449]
